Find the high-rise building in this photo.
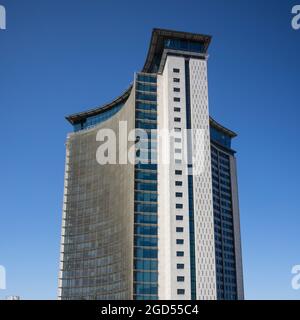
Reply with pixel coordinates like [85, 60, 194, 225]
[58, 28, 244, 300]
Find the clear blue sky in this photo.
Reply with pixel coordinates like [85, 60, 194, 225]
[0, 0, 299, 300]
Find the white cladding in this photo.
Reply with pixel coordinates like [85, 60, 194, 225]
[189, 58, 217, 300]
[157, 56, 191, 299]
[158, 55, 217, 300]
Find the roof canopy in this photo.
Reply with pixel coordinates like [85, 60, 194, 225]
[142, 28, 211, 73]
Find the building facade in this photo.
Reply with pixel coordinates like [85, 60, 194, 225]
[58, 29, 244, 300]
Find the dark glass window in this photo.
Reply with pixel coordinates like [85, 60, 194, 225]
[137, 83, 157, 92]
[177, 263, 184, 269]
[137, 74, 157, 83]
[136, 92, 157, 102]
[177, 276, 185, 282]
[175, 170, 182, 175]
[176, 204, 183, 209]
[176, 239, 184, 244]
[135, 248, 158, 259]
[136, 284, 158, 295]
[134, 237, 158, 247]
[173, 68, 180, 73]
[165, 39, 204, 54]
[134, 215, 158, 224]
[175, 181, 183, 186]
[177, 289, 185, 295]
[174, 107, 181, 112]
[174, 97, 180, 102]
[173, 78, 180, 83]
[134, 226, 158, 235]
[210, 127, 232, 148]
[134, 271, 158, 282]
[174, 87, 180, 92]
[177, 251, 184, 257]
[176, 215, 183, 221]
[175, 192, 183, 197]
[176, 227, 184, 232]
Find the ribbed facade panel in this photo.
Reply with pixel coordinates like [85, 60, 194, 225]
[59, 90, 135, 300]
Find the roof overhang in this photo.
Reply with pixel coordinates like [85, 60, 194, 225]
[142, 28, 212, 73]
[66, 85, 132, 124]
[209, 117, 237, 138]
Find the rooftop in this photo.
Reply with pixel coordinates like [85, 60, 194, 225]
[65, 28, 236, 139]
[142, 28, 212, 73]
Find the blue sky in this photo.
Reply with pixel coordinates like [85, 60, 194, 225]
[0, 0, 299, 300]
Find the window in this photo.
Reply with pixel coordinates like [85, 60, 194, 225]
[134, 259, 158, 270]
[173, 78, 180, 83]
[135, 248, 158, 259]
[173, 68, 180, 73]
[177, 289, 185, 295]
[175, 170, 182, 175]
[176, 215, 183, 221]
[174, 97, 180, 102]
[174, 107, 181, 112]
[176, 204, 183, 209]
[173, 87, 180, 92]
[177, 263, 184, 269]
[134, 225, 157, 235]
[177, 276, 185, 282]
[134, 271, 158, 282]
[135, 284, 158, 295]
[174, 127, 181, 132]
[175, 192, 183, 197]
[175, 181, 183, 186]
[175, 148, 181, 153]
[176, 239, 184, 244]
[175, 137, 181, 143]
[174, 117, 181, 122]
[176, 227, 184, 232]
[137, 74, 157, 83]
[175, 159, 182, 164]
[177, 251, 184, 257]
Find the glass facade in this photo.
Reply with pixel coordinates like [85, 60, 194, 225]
[73, 102, 125, 132]
[164, 39, 205, 54]
[210, 126, 232, 149]
[59, 122, 134, 300]
[211, 141, 237, 300]
[133, 73, 158, 300]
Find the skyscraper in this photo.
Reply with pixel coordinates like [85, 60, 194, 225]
[58, 28, 244, 300]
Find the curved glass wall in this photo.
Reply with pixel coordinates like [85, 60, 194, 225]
[59, 94, 135, 300]
[73, 101, 125, 132]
